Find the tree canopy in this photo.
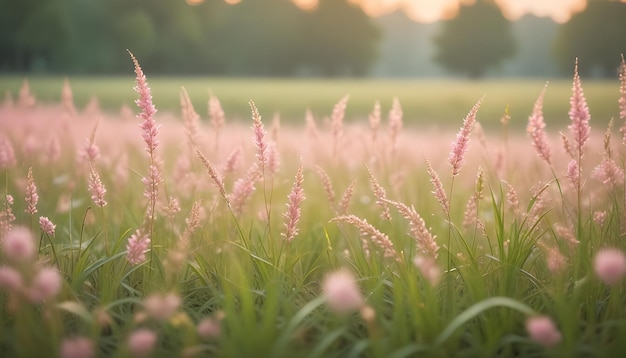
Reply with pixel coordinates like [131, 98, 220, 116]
[0, 0, 380, 76]
[432, 0, 516, 78]
[554, 0, 626, 77]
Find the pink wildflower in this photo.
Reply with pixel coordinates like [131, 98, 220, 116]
[143, 292, 181, 321]
[28, 267, 63, 303]
[2, 226, 36, 262]
[282, 160, 305, 242]
[568, 58, 591, 158]
[413, 255, 441, 286]
[593, 248, 626, 285]
[60, 337, 94, 358]
[322, 269, 364, 314]
[88, 166, 107, 207]
[527, 83, 552, 165]
[0, 266, 23, 291]
[197, 312, 224, 339]
[25, 167, 38, 214]
[0, 135, 16, 169]
[127, 329, 157, 358]
[526, 316, 562, 347]
[449, 98, 482, 177]
[126, 229, 151, 265]
[39, 216, 56, 236]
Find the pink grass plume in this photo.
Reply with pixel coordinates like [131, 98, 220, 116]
[527, 83, 552, 165]
[88, 165, 107, 207]
[196, 149, 228, 203]
[367, 166, 391, 221]
[425, 157, 450, 215]
[250, 100, 268, 169]
[449, 98, 482, 177]
[282, 159, 305, 242]
[180, 87, 201, 148]
[0, 266, 23, 292]
[331, 214, 399, 261]
[617, 54, 626, 145]
[24, 167, 38, 215]
[388, 97, 403, 154]
[0, 135, 16, 169]
[126, 229, 151, 265]
[369, 100, 381, 142]
[383, 198, 439, 259]
[129, 50, 159, 156]
[568, 58, 591, 158]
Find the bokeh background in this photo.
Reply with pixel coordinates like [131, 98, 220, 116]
[1, 0, 625, 78]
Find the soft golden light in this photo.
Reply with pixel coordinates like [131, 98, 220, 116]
[185, 0, 204, 5]
[494, 0, 587, 23]
[206, 0, 625, 24]
[292, 0, 318, 11]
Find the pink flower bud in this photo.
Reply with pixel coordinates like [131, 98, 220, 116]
[526, 316, 562, 347]
[2, 226, 36, 262]
[594, 248, 626, 285]
[128, 329, 157, 358]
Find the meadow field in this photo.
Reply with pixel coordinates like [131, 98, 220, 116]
[1, 54, 626, 358]
[0, 75, 621, 129]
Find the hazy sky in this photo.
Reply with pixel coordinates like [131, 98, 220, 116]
[199, 0, 625, 23]
[294, 0, 588, 22]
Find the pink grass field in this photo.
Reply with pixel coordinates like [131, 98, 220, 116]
[1, 55, 626, 357]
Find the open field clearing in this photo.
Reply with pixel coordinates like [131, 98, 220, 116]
[1, 56, 626, 357]
[0, 75, 622, 129]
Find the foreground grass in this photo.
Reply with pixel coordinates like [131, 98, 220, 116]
[1, 58, 626, 357]
[0, 75, 622, 129]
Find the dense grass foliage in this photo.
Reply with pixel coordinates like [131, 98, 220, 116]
[1, 56, 626, 357]
[0, 76, 621, 128]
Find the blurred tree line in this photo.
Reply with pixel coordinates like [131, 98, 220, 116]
[0, 0, 624, 77]
[0, 0, 380, 76]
